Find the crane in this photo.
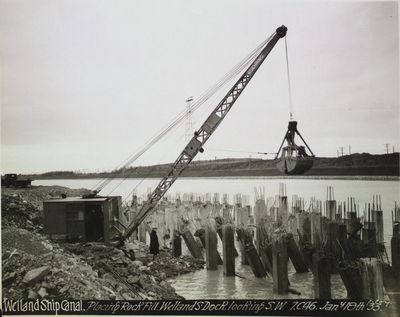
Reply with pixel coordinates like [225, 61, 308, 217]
[118, 25, 288, 245]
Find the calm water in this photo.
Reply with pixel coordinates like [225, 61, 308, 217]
[34, 177, 399, 299]
[168, 249, 347, 299]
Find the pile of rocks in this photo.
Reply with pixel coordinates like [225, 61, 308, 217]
[2, 228, 112, 300]
[2, 228, 204, 300]
[1, 194, 42, 231]
[148, 254, 205, 278]
[63, 241, 204, 300]
[1, 185, 205, 300]
[2, 185, 91, 209]
[1, 185, 92, 231]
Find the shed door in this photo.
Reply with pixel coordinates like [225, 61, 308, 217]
[66, 203, 85, 240]
[43, 203, 67, 234]
[85, 203, 104, 242]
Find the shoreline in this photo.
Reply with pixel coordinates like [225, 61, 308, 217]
[16, 153, 399, 181]
[31, 175, 400, 182]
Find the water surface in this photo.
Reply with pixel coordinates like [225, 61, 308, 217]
[34, 177, 399, 299]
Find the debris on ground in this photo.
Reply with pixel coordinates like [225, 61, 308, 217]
[2, 186, 205, 300]
[2, 185, 91, 209]
[1, 194, 42, 231]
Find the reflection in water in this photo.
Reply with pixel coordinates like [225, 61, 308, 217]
[170, 255, 347, 299]
[170, 240, 347, 299]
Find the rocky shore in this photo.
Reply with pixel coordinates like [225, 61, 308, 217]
[1, 186, 204, 300]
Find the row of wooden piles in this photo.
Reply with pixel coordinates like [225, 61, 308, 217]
[128, 186, 400, 300]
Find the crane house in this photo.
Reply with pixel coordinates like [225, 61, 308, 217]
[43, 196, 128, 245]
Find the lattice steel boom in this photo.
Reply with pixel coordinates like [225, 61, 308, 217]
[120, 25, 287, 243]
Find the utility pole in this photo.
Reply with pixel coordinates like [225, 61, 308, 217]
[348, 145, 351, 155]
[384, 143, 390, 154]
[393, 146, 395, 153]
[339, 147, 344, 157]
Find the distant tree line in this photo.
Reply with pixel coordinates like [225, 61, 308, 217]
[40, 171, 76, 176]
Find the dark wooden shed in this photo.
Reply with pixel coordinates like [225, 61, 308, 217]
[43, 196, 128, 245]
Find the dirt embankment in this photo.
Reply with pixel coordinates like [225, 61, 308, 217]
[1, 186, 204, 300]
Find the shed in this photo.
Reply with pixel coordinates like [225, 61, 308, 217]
[43, 196, 128, 245]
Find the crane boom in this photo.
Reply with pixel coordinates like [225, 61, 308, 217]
[120, 25, 287, 244]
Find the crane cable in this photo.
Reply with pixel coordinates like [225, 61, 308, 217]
[93, 38, 269, 192]
[92, 33, 275, 193]
[284, 36, 294, 121]
[92, 54, 253, 193]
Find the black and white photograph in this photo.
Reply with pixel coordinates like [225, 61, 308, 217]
[1, 0, 399, 316]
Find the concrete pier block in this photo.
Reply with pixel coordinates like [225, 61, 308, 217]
[217, 227, 239, 257]
[360, 258, 384, 300]
[326, 200, 337, 220]
[338, 262, 363, 299]
[172, 231, 182, 257]
[259, 245, 273, 274]
[205, 224, 218, 270]
[391, 222, 400, 277]
[222, 224, 235, 276]
[245, 243, 267, 277]
[182, 230, 203, 259]
[310, 212, 322, 249]
[272, 234, 289, 294]
[138, 223, 147, 243]
[313, 251, 331, 299]
[375, 210, 384, 245]
[286, 233, 308, 273]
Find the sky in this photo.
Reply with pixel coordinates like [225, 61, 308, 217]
[1, 0, 399, 174]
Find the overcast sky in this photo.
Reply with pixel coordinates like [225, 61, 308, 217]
[1, 0, 399, 174]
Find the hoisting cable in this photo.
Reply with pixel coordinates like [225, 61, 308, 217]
[93, 39, 267, 192]
[107, 137, 176, 197]
[284, 36, 294, 121]
[105, 167, 139, 196]
[206, 148, 276, 156]
[106, 155, 170, 224]
[92, 34, 275, 194]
